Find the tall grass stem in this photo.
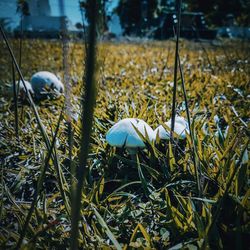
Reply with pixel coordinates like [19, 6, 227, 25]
[177, 53, 201, 196]
[170, 0, 182, 139]
[70, 1, 98, 249]
[17, 13, 23, 94]
[12, 61, 19, 139]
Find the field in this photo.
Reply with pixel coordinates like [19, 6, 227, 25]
[0, 39, 249, 249]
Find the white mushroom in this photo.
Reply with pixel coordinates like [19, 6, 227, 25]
[155, 116, 189, 140]
[106, 118, 155, 154]
[17, 80, 34, 98]
[8, 80, 34, 100]
[31, 71, 64, 98]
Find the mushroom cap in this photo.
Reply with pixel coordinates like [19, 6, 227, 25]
[31, 71, 64, 98]
[18, 80, 34, 95]
[8, 80, 34, 100]
[155, 116, 189, 140]
[106, 118, 155, 149]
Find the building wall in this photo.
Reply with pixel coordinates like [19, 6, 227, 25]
[23, 16, 67, 31]
[27, 0, 51, 16]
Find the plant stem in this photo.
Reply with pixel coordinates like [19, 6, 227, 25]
[70, 1, 98, 249]
[177, 53, 201, 196]
[12, 61, 19, 139]
[78, 0, 88, 54]
[17, 13, 23, 95]
[170, 0, 182, 140]
[59, 0, 73, 179]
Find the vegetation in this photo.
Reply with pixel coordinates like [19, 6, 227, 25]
[0, 38, 249, 249]
[185, 0, 250, 26]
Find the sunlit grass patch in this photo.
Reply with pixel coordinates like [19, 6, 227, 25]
[0, 39, 249, 249]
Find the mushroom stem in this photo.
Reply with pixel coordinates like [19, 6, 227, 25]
[130, 153, 137, 164]
[127, 147, 138, 155]
[126, 148, 138, 165]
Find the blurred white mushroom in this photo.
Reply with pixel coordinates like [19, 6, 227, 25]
[155, 116, 189, 140]
[31, 71, 64, 99]
[18, 80, 34, 99]
[8, 80, 34, 100]
[106, 118, 155, 154]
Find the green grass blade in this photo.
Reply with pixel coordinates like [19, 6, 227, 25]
[202, 139, 249, 248]
[92, 206, 122, 250]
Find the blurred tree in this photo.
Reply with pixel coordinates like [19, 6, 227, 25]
[79, 0, 249, 37]
[117, 0, 140, 35]
[185, 0, 250, 26]
[117, 0, 158, 35]
[79, 0, 107, 34]
[16, 0, 30, 16]
[75, 22, 83, 30]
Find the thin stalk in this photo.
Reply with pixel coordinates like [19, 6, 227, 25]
[78, 0, 88, 54]
[12, 61, 19, 139]
[177, 53, 201, 196]
[15, 109, 64, 249]
[19, 14, 23, 67]
[0, 24, 71, 215]
[70, 1, 98, 249]
[170, 0, 182, 140]
[58, 0, 73, 175]
[68, 121, 74, 186]
[59, 0, 71, 120]
[17, 13, 23, 94]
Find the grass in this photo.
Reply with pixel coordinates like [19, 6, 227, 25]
[0, 38, 249, 249]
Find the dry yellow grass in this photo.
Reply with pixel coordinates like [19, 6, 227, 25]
[0, 39, 249, 249]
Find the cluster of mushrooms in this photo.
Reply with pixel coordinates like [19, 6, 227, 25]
[16, 71, 64, 100]
[15, 72, 190, 155]
[106, 117, 189, 154]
